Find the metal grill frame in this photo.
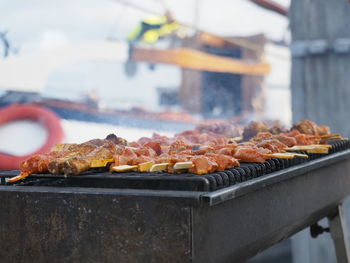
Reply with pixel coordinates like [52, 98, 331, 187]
[0, 150, 350, 262]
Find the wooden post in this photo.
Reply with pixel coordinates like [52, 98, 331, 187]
[290, 0, 350, 136]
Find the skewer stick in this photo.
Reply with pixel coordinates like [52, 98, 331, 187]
[150, 163, 169, 172]
[111, 165, 138, 172]
[7, 172, 30, 183]
[287, 144, 331, 149]
[264, 152, 308, 159]
[90, 159, 114, 168]
[320, 136, 346, 142]
[320, 133, 341, 138]
[264, 153, 294, 159]
[112, 162, 161, 173]
[173, 162, 194, 170]
[137, 161, 155, 172]
[306, 148, 329, 154]
[286, 145, 329, 154]
[291, 153, 309, 158]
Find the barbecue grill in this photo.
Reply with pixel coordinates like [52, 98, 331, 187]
[0, 140, 350, 262]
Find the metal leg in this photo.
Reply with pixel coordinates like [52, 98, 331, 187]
[328, 204, 350, 263]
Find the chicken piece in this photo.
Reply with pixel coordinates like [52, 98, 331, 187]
[130, 156, 152, 165]
[178, 150, 194, 155]
[243, 121, 269, 140]
[143, 141, 162, 155]
[269, 125, 284, 135]
[105, 133, 128, 146]
[47, 134, 126, 174]
[210, 136, 229, 145]
[255, 139, 286, 153]
[294, 134, 319, 145]
[134, 147, 157, 158]
[155, 154, 171, 164]
[160, 145, 170, 155]
[169, 139, 192, 153]
[151, 133, 173, 145]
[50, 143, 77, 152]
[317, 125, 331, 136]
[217, 147, 235, 156]
[205, 153, 239, 171]
[234, 146, 270, 163]
[282, 130, 320, 145]
[20, 151, 67, 174]
[169, 155, 192, 164]
[193, 146, 215, 155]
[48, 144, 98, 174]
[137, 137, 152, 145]
[62, 159, 90, 175]
[62, 141, 117, 175]
[13, 134, 127, 183]
[175, 130, 201, 144]
[212, 144, 237, 156]
[116, 147, 138, 166]
[292, 120, 319, 135]
[251, 132, 273, 142]
[129, 142, 141, 148]
[189, 156, 218, 175]
[282, 130, 300, 137]
[252, 132, 297, 147]
[154, 153, 191, 164]
[214, 143, 238, 151]
[271, 135, 297, 147]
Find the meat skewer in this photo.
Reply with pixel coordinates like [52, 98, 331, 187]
[9, 134, 125, 183]
[10, 119, 346, 182]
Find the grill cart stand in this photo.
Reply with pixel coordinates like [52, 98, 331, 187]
[329, 204, 350, 263]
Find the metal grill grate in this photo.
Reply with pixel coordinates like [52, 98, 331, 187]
[1, 140, 349, 192]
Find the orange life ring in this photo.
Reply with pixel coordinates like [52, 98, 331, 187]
[0, 104, 63, 170]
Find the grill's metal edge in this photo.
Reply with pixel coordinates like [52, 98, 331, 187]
[202, 149, 350, 206]
[0, 185, 205, 207]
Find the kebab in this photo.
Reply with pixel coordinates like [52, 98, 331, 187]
[112, 120, 338, 174]
[111, 135, 307, 175]
[8, 134, 127, 183]
[9, 119, 341, 181]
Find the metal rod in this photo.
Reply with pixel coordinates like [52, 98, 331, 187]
[328, 204, 350, 263]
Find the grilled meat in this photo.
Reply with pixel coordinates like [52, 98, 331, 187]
[19, 134, 126, 178]
[292, 120, 330, 136]
[242, 121, 269, 140]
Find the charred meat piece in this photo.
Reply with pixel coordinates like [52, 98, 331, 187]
[189, 156, 218, 175]
[292, 120, 323, 135]
[205, 153, 239, 171]
[48, 144, 98, 174]
[62, 141, 117, 175]
[242, 121, 269, 140]
[255, 139, 286, 153]
[20, 151, 68, 174]
[317, 125, 331, 136]
[234, 146, 270, 163]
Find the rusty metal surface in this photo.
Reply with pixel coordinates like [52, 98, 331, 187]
[0, 188, 193, 263]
